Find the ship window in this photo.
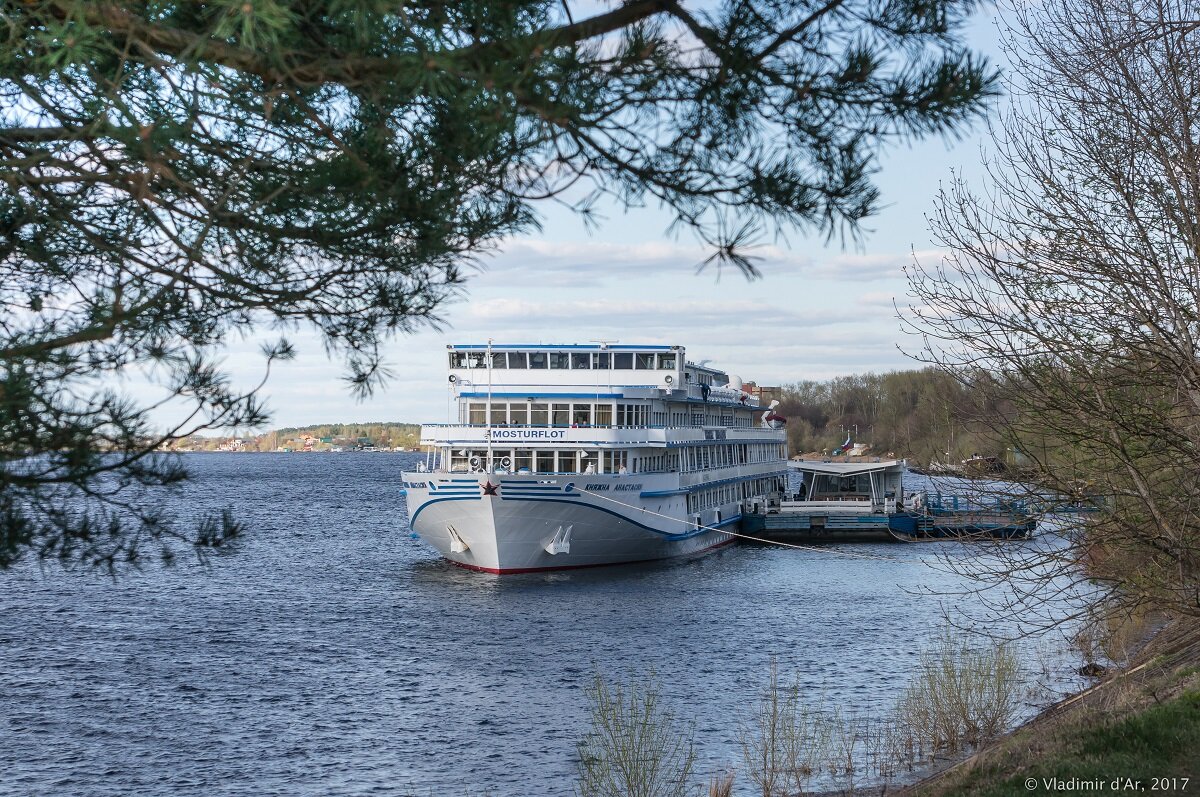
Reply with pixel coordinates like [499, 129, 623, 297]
[490, 352, 507, 369]
[613, 353, 633, 369]
[657, 353, 676, 369]
[580, 452, 597, 473]
[536, 451, 555, 473]
[592, 352, 610, 369]
[469, 403, 486, 425]
[549, 352, 570, 369]
[449, 352, 468, 368]
[572, 404, 592, 425]
[531, 403, 549, 425]
[636, 353, 655, 369]
[467, 352, 486, 368]
[571, 353, 591, 369]
[490, 404, 506, 424]
[552, 403, 570, 425]
[515, 451, 533, 473]
[529, 352, 548, 369]
[594, 404, 613, 426]
[509, 404, 529, 425]
[506, 352, 527, 368]
[615, 404, 649, 426]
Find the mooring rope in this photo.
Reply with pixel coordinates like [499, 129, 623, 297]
[572, 485, 904, 563]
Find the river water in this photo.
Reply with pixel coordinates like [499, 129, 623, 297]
[0, 454, 1087, 796]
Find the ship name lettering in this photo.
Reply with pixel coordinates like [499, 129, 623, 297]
[486, 429, 566, 440]
[614, 483, 643, 491]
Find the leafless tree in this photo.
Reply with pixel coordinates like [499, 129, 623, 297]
[906, 0, 1200, 634]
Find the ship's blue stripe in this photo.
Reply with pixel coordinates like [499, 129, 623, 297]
[457, 392, 633, 399]
[497, 488, 563, 494]
[439, 440, 622, 446]
[450, 344, 675, 351]
[408, 496, 740, 542]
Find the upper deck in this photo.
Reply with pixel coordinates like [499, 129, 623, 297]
[445, 343, 759, 407]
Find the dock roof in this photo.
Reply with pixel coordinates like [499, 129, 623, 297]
[788, 459, 906, 477]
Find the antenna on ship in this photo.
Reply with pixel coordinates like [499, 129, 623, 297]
[486, 337, 494, 473]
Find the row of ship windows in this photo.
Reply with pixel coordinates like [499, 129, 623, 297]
[466, 402, 646, 426]
[448, 449, 630, 474]
[451, 351, 682, 371]
[686, 477, 786, 514]
[444, 442, 784, 475]
[680, 443, 786, 471]
[465, 402, 752, 428]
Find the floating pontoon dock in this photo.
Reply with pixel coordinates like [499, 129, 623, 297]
[739, 458, 1037, 543]
[740, 459, 903, 542]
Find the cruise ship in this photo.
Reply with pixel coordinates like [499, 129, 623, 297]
[400, 344, 788, 573]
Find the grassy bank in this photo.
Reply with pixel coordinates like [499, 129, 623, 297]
[903, 618, 1200, 796]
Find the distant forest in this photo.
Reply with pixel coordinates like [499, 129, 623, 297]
[778, 368, 1002, 466]
[183, 422, 421, 451]
[266, 422, 422, 450]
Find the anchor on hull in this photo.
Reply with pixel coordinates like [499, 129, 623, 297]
[544, 524, 572, 555]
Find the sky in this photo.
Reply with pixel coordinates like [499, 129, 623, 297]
[171, 8, 1008, 431]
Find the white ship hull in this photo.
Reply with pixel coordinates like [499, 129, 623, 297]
[401, 473, 738, 573]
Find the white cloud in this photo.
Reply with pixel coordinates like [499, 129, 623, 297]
[477, 238, 946, 290]
[802, 249, 946, 282]
[458, 297, 852, 329]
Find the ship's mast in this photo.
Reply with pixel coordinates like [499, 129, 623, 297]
[486, 337, 494, 473]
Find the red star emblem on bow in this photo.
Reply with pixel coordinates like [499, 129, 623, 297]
[481, 481, 499, 496]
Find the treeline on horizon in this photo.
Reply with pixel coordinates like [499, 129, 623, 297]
[778, 368, 998, 465]
[270, 422, 421, 443]
[185, 422, 421, 451]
